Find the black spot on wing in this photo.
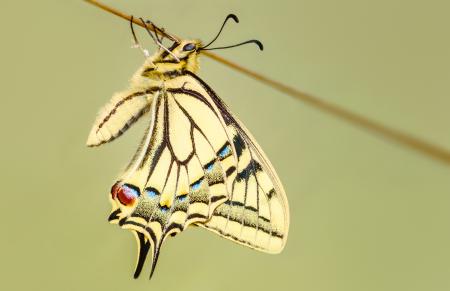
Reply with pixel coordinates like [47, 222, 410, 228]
[108, 209, 121, 222]
[210, 195, 227, 203]
[236, 160, 262, 182]
[165, 223, 184, 235]
[187, 213, 208, 220]
[267, 189, 276, 199]
[232, 134, 247, 158]
[226, 166, 236, 177]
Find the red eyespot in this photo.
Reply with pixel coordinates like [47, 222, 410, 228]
[110, 182, 121, 199]
[116, 184, 139, 206]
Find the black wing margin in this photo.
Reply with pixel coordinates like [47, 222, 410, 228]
[186, 72, 290, 254]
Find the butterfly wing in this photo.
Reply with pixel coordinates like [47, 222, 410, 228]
[106, 73, 289, 278]
[86, 87, 159, 147]
[183, 72, 289, 253]
[199, 126, 289, 253]
[109, 87, 237, 278]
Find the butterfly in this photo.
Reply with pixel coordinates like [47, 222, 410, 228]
[87, 14, 289, 279]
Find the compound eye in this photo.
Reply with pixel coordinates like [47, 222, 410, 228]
[183, 43, 196, 51]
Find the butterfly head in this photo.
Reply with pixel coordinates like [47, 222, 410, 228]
[137, 39, 202, 80]
[167, 39, 202, 58]
[155, 39, 202, 71]
[133, 14, 263, 80]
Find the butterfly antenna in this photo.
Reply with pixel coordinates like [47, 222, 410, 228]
[130, 16, 150, 57]
[202, 39, 264, 51]
[202, 14, 239, 49]
[139, 18, 180, 62]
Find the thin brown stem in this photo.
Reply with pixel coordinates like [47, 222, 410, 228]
[84, 0, 450, 165]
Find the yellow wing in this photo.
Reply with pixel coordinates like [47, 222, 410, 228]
[107, 86, 236, 278]
[86, 87, 159, 147]
[101, 73, 289, 278]
[182, 72, 289, 253]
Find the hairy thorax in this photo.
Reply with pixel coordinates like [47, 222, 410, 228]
[131, 40, 202, 89]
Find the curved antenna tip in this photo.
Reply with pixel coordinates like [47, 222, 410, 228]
[254, 40, 264, 51]
[201, 39, 264, 52]
[227, 13, 239, 23]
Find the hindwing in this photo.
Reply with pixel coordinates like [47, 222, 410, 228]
[108, 85, 236, 277]
[98, 73, 289, 278]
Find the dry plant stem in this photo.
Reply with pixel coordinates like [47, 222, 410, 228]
[84, 0, 450, 165]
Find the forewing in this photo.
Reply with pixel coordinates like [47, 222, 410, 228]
[184, 72, 290, 254]
[86, 87, 158, 146]
[200, 124, 289, 253]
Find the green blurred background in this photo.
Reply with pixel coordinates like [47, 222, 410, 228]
[1, 0, 450, 290]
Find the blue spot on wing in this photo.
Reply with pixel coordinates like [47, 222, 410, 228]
[205, 160, 215, 173]
[218, 144, 231, 159]
[123, 184, 139, 198]
[145, 187, 159, 198]
[191, 179, 202, 191]
[177, 194, 187, 202]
